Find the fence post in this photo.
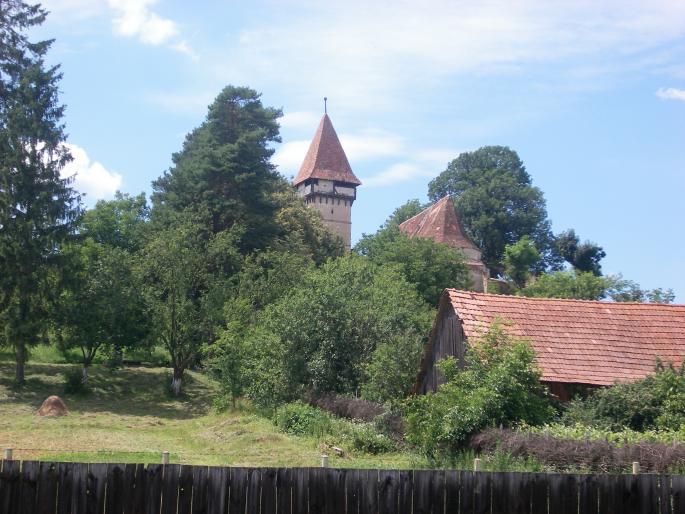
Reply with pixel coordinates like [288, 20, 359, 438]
[632, 462, 640, 475]
[473, 458, 481, 472]
[321, 454, 329, 468]
[3, 448, 12, 461]
[162, 451, 170, 465]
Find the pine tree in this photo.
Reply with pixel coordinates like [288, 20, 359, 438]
[0, 1, 81, 383]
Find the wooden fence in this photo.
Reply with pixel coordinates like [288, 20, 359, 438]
[2, 460, 685, 514]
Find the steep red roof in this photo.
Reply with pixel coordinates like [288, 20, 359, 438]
[399, 196, 481, 254]
[292, 114, 361, 186]
[443, 290, 685, 386]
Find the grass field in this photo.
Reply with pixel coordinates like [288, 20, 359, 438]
[0, 358, 422, 469]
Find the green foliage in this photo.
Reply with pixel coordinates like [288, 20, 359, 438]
[556, 229, 605, 276]
[427, 146, 558, 275]
[274, 401, 333, 437]
[561, 363, 685, 431]
[519, 270, 608, 300]
[380, 199, 427, 230]
[605, 274, 676, 304]
[241, 255, 432, 408]
[527, 423, 685, 446]
[151, 86, 283, 251]
[0, 1, 82, 383]
[81, 192, 149, 252]
[55, 239, 148, 377]
[355, 229, 471, 306]
[63, 367, 88, 395]
[405, 322, 554, 457]
[502, 236, 541, 287]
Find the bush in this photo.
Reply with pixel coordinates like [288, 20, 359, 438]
[405, 321, 554, 457]
[346, 423, 396, 454]
[306, 392, 385, 421]
[274, 401, 332, 437]
[63, 368, 88, 395]
[561, 362, 685, 431]
[472, 428, 685, 473]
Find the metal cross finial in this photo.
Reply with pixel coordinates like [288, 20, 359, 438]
[324, 97, 328, 114]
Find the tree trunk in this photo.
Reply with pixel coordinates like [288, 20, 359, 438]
[171, 367, 184, 396]
[15, 342, 26, 384]
[82, 364, 89, 383]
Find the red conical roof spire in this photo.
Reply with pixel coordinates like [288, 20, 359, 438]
[292, 114, 362, 187]
[399, 196, 481, 253]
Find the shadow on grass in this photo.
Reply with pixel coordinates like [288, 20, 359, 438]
[0, 362, 216, 420]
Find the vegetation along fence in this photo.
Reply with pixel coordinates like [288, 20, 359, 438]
[3, 460, 685, 514]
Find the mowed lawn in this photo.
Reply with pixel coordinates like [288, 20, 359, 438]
[0, 361, 416, 469]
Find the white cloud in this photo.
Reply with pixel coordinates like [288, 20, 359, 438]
[272, 140, 311, 174]
[656, 87, 685, 101]
[107, 0, 193, 55]
[61, 144, 123, 201]
[218, 0, 685, 112]
[362, 163, 431, 187]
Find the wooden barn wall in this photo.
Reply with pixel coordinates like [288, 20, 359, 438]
[418, 306, 465, 394]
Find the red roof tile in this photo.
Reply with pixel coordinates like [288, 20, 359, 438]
[292, 114, 361, 187]
[398, 196, 481, 254]
[445, 290, 685, 386]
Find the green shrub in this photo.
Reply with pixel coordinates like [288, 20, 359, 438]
[405, 321, 554, 457]
[274, 401, 332, 437]
[347, 423, 396, 454]
[561, 362, 685, 431]
[63, 368, 88, 395]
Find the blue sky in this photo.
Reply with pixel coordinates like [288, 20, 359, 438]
[39, 0, 685, 299]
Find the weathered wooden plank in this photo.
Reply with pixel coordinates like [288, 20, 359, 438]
[444, 470, 459, 514]
[432, 469, 445, 514]
[345, 468, 360, 514]
[0, 459, 19, 514]
[104, 464, 126, 514]
[473, 471, 491, 514]
[292, 467, 309, 514]
[308, 468, 326, 514]
[671, 475, 685, 514]
[413, 469, 433, 514]
[18, 460, 39, 514]
[502, 472, 529, 514]
[530, 472, 548, 514]
[377, 469, 399, 514]
[144, 464, 163, 514]
[620, 474, 642, 514]
[260, 468, 278, 514]
[637, 473, 659, 514]
[177, 465, 194, 514]
[398, 470, 413, 514]
[227, 467, 246, 514]
[121, 463, 137, 514]
[191, 466, 209, 514]
[36, 462, 59, 514]
[325, 468, 347, 514]
[246, 467, 262, 514]
[548, 473, 578, 514]
[276, 467, 292, 514]
[359, 469, 378, 514]
[130, 463, 148, 514]
[660, 475, 674, 514]
[460, 471, 475, 514]
[161, 464, 180, 514]
[578, 474, 599, 514]
[55, 461, 73, 514]
[490, 472, 508, 514]
[206, 466, 228, 514]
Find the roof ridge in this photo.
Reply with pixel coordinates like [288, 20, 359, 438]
[446, 288, 684, 308]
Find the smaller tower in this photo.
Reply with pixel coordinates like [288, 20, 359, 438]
[399, 196, 489, 292]
[293, 112, 361, 250]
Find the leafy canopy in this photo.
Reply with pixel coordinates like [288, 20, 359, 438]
[428, 146, 558, 275]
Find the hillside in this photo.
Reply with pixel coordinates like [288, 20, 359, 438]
[0, 360, 414, 469]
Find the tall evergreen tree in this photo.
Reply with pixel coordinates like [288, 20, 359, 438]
[0, 1, 81, 383]
[151, 86, 283, 251]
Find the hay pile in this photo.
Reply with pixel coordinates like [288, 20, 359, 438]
[36, 395, 68, 417]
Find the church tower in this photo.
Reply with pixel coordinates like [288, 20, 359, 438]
[293, 112, 361, 250]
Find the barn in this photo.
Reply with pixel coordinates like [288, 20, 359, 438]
[414, 289, 685, 401]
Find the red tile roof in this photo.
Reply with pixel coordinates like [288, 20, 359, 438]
[445, 290, 685, 386]
[398, 196, 481, 254]
[292, 114, 361, 187]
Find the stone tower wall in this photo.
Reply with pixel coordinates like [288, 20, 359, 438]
[305, 194, 353, 250]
